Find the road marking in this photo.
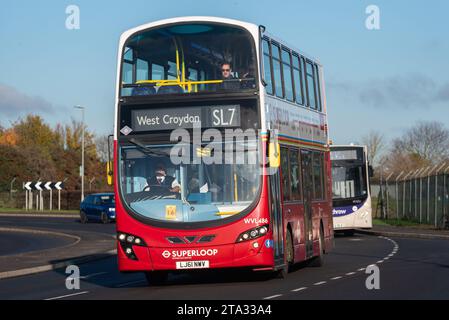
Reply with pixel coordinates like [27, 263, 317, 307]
[291, 287, 307, 292]
[115, 280, 146, 288]
[263, 294, 283, 300]
[78, 272, 108, 279]
[260, 235, 399, 299]
[45, 291, 89, 300]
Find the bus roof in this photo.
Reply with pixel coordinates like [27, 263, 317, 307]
[118, 16, 321, 65]
[119, 16, 259, 47]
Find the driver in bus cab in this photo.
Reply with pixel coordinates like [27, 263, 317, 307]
[144, 164, 181, 193]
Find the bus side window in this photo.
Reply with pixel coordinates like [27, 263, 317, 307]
[262, 39, 274, 95]
[152, 63, 164, 80]
[314, 64, 322, 112]
[312, 152, 325, 200]
[280, 147, 290, 201]
[136, 59, 149, 81]
[289, 149, 301, 201]
[305, 60, 317, 109]
[281, 48, 294, 102]
[292, 54, 304, 105]
[271, 43, 283, 99]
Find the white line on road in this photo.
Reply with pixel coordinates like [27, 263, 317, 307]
[78, 272, 108, 279]
[115, 280, 146, 288]
[346, 272, 356, 276]
[313, 281, 326, 286]
[45, 291, 89, 300]
[291, 287, 307, 292]
[357, 268, 365, 271]
[331, 276, 342, 280]
[263, 294, 283, 300]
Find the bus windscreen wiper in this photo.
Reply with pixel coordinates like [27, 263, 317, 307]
[128, 138, 168, 157]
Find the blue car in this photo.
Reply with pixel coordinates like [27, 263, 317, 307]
[80, 193, 115, 224]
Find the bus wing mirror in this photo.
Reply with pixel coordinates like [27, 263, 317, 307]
[107, 161, 113, 186]
[368, 165, 374, 178]
[107, 134, 114, 186]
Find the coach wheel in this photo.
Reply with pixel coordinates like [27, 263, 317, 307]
[145, 271, 168, 285]
[80, 211, 88, 224]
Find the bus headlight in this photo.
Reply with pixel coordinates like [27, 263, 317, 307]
[117, 231, 147, 261]
[236, 225, 269, 243]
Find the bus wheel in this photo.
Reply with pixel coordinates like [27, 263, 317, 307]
[276, 228, 294, 279]
[145, 271, 168, 285]
[80, 211, 88, 224]
[286, 228, 294, 272]
[309, 225, 324, 267]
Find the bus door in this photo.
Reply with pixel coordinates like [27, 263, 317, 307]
[300, 150, 314, 258]
[269, 170, 284, 265]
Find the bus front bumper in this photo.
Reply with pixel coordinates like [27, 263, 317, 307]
[117, 236, 275, 272]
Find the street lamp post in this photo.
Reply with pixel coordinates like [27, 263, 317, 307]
[74, 105, 85, 202]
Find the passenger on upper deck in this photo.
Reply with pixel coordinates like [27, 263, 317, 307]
[219, 62, 240, 90]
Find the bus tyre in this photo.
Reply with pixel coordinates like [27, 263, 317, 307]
[276, 229, 294, 279]
[309, 226, 324, 267]
[286, 228, 294, 272]
[145, 271, 168, 285]
[101, 212, 110, 224]
[80, 211, 88, 224]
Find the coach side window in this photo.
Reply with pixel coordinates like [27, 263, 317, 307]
[262, 39, 274, 95]
[280, 147, 290, 201]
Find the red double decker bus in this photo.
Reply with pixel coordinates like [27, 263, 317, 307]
[111, 16, 333, 284]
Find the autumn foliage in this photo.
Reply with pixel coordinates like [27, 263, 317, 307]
[0, 114, 111, 192]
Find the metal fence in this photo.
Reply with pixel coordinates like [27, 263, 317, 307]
[374, 163, 449, 228]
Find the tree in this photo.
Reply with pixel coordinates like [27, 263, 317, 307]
[362, 130, 385, 166]
[95, 134, 112, 163]
[391, 121, 449, 165]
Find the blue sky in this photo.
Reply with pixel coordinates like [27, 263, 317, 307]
[1, 0, 448, 143]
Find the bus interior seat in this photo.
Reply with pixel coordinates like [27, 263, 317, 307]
[131, 86, 156, 96]
[157, 85, 184, 95]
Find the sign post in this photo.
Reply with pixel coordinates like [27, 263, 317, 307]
[45, 182, 52, 211]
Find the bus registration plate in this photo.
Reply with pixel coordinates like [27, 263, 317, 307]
[176, 260, 209, 269]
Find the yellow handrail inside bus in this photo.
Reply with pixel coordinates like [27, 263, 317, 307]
[135, 79, 223, 89]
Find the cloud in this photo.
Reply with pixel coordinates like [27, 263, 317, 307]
[329, 74, 449, 109]
[0, 83, 54, 116]
[435, 83, 449, 101]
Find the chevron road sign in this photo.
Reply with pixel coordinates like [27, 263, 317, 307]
[23, 181, 65, 211]
[23, 181, 64, 191]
